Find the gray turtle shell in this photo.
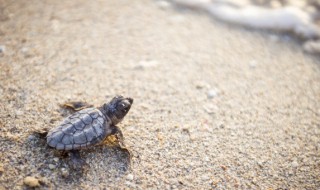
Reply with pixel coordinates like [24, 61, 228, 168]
[47, 108, 111, 150]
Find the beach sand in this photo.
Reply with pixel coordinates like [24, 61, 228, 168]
[0, 0, 319, 189]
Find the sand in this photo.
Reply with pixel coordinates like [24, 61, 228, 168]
[0, 0, 319, 189]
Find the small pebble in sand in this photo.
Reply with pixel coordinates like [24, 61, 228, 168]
[291, 161, 299, 168]
[20, 47, 28, 54]
[134, 60, 159, 70]
[125, 181, 135, 187]
[15, 110, 24, 116]
[195, 81, 209, 89]
[53, 157, 59, 162]
[249, 60, 257, 68]
[126, 174, 134, 180]
[0, 45, 5, 54]
[157, 1, 171, 9]
[207, 89, 218, 99]
[61, 168, 69, 178]
[201, 174, 210, 181]
[23, 176, 40, 187]
[48, 164, 56, 170]
[0, 164, 4, 173]
[221, 165, 227, 171]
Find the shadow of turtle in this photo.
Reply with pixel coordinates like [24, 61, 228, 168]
[29, 132, 131, 183]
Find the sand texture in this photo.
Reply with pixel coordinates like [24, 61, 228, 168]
[0, 0, 319, 189]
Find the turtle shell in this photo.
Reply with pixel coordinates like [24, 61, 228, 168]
[47, 108, 110, 150]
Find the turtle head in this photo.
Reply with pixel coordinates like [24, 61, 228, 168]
[102, 95, 133, 125]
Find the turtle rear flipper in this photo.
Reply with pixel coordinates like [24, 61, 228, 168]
[69, 150, 89, 170]
[32, 102, 93, 138]
[61, 101, 94, 112]
[32, 128, 50, 138]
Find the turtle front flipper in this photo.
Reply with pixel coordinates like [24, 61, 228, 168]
[102, 126, 129, 150]
[101, 125, 132, 167]
[111, 125, 132, 169]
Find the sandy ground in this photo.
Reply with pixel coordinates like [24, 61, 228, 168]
[0, 0, 320, 189]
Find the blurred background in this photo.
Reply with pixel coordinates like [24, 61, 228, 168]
[0, 0, 319, 189]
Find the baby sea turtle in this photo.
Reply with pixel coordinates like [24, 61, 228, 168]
[46, 95, 133, 166]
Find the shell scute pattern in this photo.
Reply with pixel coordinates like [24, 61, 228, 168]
[52, 132, 64, 142]
[89, 111, 99, 119]
[82, 114, 93, 125]
[62, 135, 73, 144]
[74, 133, 87, 144]
[85, 128, 95, 142]
[93, 124, 103, 135]
[74, 121, 86, 130]
[62, 125, 77, 135]
[47, 108, 107, 150]
[97, 117, 105, 125]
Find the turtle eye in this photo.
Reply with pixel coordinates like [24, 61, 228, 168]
[118, 103, 126, 111]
